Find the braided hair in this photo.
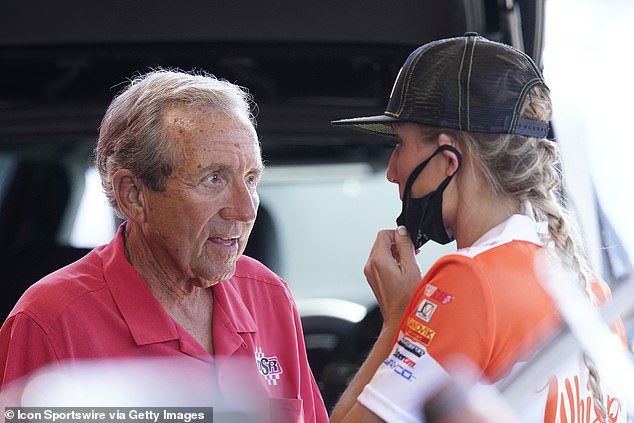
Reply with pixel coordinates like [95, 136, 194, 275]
[455, 85, 607, 419]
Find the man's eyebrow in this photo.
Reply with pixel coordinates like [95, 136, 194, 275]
[199, 163, 230, 174]
[198, 163, 265, 175]
[250, 163, 265, 175]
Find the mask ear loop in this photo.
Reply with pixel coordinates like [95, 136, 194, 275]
[403, 144, 463, 201]
[442, 144, 462, 176]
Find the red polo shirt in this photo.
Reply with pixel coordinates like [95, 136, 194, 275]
[0, 226, 327, 422]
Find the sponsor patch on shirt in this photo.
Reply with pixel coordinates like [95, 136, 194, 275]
[397, 334, 427, 358]
[383, 358, 416, 382]
[424, 284, 453, 304]
[392, 347, 417, 368]
[255, 346, 283, 386]
[415, 299, 437, 322]
[406, 317, 436, 346]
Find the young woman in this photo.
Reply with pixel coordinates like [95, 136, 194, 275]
[331, 33, 627, 423]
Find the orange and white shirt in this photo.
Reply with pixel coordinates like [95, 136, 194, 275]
[358, 214, 627, 422]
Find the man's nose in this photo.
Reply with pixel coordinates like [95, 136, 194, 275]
[222, 183, 258, 222]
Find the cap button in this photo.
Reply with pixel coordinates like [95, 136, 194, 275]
[464, 32, 479, 37]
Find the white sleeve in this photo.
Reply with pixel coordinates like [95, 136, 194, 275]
[358, 331, 451, 423]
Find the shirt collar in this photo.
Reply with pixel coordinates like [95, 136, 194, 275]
[471, 214, 544, 248]
[212, 279, 257, 335]
[100, 224, 179, 346]
[99, 224, 257, 351]
[211, 280, 257, 361]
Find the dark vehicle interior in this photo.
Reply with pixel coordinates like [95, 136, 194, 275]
[2, 0, 631, 413]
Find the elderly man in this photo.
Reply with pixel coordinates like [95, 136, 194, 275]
[0, 70, 327, 422]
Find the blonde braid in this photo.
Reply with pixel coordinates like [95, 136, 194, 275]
[528, 138, 607, 420]
[522, 88, 606, 420]
[458, 85, 607, 420]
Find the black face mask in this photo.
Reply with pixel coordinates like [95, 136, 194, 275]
[396, 145, 462, 249]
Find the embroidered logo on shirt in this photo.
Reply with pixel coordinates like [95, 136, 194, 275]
[415, 299, 438, 322]
[255, 346, 283, 386]
[406, 317, 436, 346]
[424, 284, 453, 304]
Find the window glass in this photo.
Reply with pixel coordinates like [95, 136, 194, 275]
[258, 163, 454, 304]
[70, 166, 116, 247]
[0, 154, 16, 209]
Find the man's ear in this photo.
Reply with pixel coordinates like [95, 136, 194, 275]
[112, 169, 146, 222]
[437, 133, 461, 176]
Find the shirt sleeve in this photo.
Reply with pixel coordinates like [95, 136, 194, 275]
[0, 312, 60, 388]
[359, 255, 496, 422]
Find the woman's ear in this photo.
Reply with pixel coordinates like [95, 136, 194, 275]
[437, 133, 461, 176]
[112, 169, 146, 222]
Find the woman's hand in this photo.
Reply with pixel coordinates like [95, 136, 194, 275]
[364, 225, 422, 329]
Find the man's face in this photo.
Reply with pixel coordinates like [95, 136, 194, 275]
[141, 105, 263, 287]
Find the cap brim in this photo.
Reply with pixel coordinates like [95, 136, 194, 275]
[331, 114, 400, 137]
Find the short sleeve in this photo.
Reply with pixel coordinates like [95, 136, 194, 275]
[0, 312, 60, 388]
[358, 255, 495, 422]
[404, 254, 496, 374]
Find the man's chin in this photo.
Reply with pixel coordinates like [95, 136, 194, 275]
[194, 261, 237, 287]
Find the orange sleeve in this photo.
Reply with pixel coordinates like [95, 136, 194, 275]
[398, 254, 496, 378]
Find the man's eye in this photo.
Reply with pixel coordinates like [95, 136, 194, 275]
[206, 174, 221, 184]
[247, 174, 259, 186]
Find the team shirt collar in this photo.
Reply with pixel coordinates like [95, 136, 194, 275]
[470, 214, 544, 249]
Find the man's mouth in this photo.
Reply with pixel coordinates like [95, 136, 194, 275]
[208, 236, 239, 247]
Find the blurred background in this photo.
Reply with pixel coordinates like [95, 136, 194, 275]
[1, 0, 633, 417]
[544, 0, 634, 261]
